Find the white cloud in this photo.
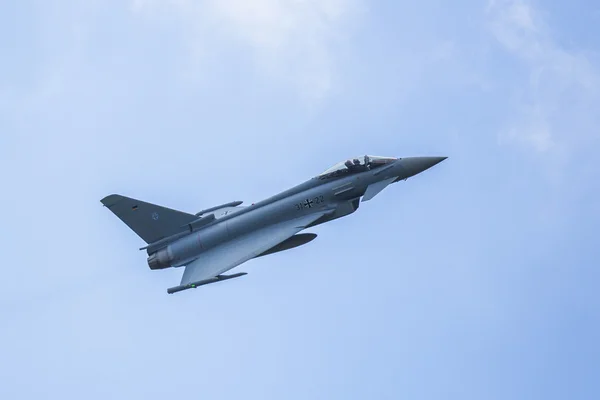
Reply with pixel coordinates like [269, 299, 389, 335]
[131, 0, 363, 102]
[487, 0, 600, 156]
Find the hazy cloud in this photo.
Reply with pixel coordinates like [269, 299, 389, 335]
[487, 0, 600, 156]
[2, 2, 599, 399]
[131, 0, 363, 102]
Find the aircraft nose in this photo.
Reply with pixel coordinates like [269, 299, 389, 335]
[397, 156, 447, 178]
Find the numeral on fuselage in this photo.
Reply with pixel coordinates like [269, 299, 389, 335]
[295, 195, 324, 210]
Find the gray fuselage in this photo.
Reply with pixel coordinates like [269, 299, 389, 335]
[147, 156, 443, 269]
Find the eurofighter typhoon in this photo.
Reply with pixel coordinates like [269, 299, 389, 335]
[101, 155, 446, 294]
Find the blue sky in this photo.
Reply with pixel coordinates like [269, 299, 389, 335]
[1, 0, 599, 398]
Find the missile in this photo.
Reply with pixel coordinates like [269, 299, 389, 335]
[166, 272, 248, 294]
[180, 213, 216, 231]
[195, 201, 243, 217]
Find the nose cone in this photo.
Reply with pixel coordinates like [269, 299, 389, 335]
[396, 156, 447, 178]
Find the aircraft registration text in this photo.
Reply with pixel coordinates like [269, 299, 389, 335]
[295, 195, 324, 210]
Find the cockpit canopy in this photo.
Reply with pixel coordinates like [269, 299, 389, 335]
[317, 155, 398, 179]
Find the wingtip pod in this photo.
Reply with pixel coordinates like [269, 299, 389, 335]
[167, 272, 248, 294]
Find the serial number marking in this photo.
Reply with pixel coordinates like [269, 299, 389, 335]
[295, 195, 324, 210]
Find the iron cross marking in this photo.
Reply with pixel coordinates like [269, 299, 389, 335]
[303, 199, 314, 208]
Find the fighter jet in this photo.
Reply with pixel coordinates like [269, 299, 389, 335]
[101, 155, 446, 294]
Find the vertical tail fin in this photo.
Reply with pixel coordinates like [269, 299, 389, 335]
[100, 194, 197, 244]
